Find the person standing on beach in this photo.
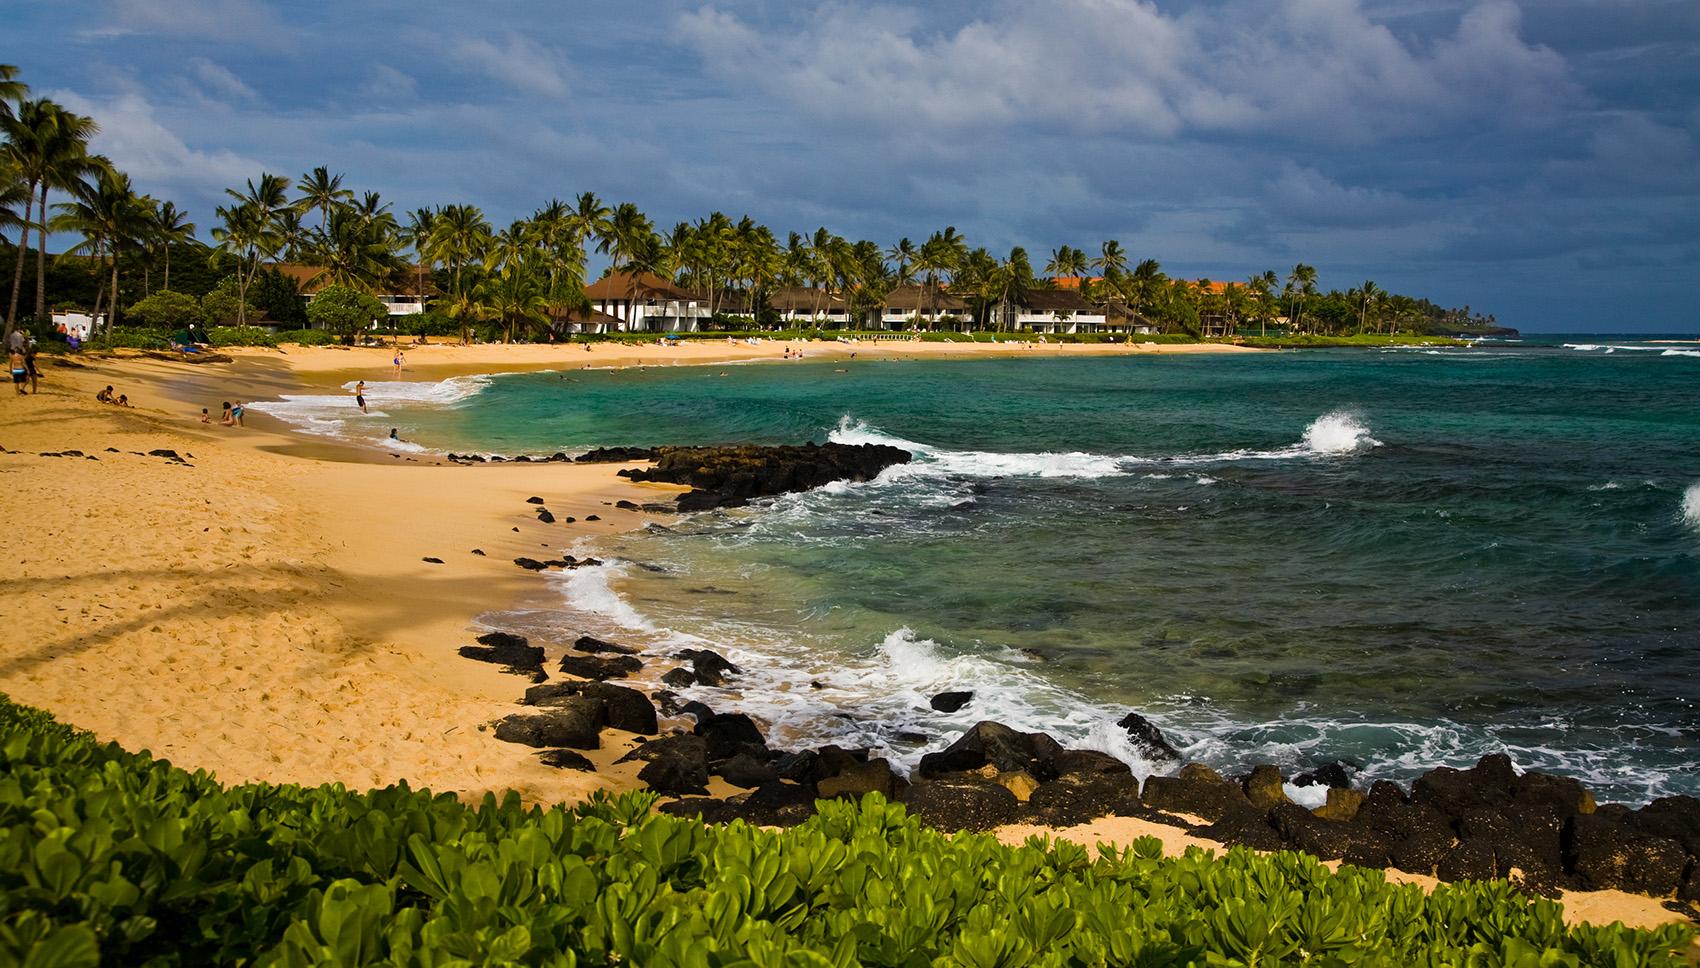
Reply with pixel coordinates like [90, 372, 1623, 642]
[9, 350, 26, 395]
[23, 335, 39, 394]
[232, 401, 245, 426]
[392, 350, 405, 377]
[354, 381, 368, 413]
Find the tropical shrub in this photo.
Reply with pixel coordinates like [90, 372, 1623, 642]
[0, 695, 1691, 967]
[200, 278, 249, 325]
[206, 326, 279, 348]
[306, 285, 387, 340]
[250, 268, 309, 327]
[126, 289, 205, 329]
[84, 327, 172, 350]
[275, 328, 337, 346]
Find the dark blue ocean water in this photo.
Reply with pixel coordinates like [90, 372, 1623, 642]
[259, 337, 1700, 802]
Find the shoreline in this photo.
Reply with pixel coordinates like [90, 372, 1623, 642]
[2, 347, 1693, 942]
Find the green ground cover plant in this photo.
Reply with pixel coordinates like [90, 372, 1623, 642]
[0, 696, 1689, 966]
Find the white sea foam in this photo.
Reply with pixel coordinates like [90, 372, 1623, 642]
[1662, 349, 1700, 358]
[825, 412, 1380, 488]
[1682, 483, 1700, 533]
[245, 375, 492, 450]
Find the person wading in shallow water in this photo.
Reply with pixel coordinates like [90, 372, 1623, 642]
[354, 381, 368, 413]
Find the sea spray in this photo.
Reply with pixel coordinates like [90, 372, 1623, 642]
[1302, 411, 1382, 454]
[1683, 483, 1700, 533]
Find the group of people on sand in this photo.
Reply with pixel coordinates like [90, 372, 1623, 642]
[200, 401, 244, 426]
[95, 385, 133, 407]
[8, 328, 40, 396]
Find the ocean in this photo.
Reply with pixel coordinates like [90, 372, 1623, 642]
[253, 336, 1700, 804]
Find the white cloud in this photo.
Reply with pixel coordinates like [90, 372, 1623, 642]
[677, 0, 1576, 144]
[50, 89, 263, 193]
[360, 65, 419, 103]
[96, 0, 285, 42]
[454, 33, 570, 99]
[189, 58, 257, 101]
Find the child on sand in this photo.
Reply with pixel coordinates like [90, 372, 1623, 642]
[199, 407, 210, 423]
[392, 350, 405, 376]
[96, 385, 115, 403]
[232, 401, 245, 426]
[9, 351, 26, 395]
[220, 401, 234, 426]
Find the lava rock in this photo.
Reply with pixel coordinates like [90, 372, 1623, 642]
[774, 750, 821, 784]
[494, 700, 604, 750]
[1293, 761, 1354, 789]
[538, 749, 595, 771]
[1437, 838, 1504, 882]
[1024, 772, 1144, 827]
[715, 752, 780, 789]
[902, 778, 1022, 833]
[736, 782, 820, 827]
[818, 758, 899, 800]
[1242, 765, 1290, 810]
[1053, 749, 1133, 777]
[1142, 764, 1252, 822]
[615, 500, 640, 510]
[525, 682, 656, 735]
[526, 496, 546, 504]
[1564, 813, 1689, 895]
[661, 668, 697, 688]
[536, 509, 556, 523]
[1313, 787, 1367, 823]
[576, 446, 662, 463]
[1269, 802, 1361, 861]
[458, 633, 547, 681]
[1412, 753, 1517, 818]
[421, 556, 444, 564]
[930, 690, 974, 713]
[1116, 712, 1181, 762]
[558, 652, 643, 681]
[574, 635, 641, 656]
[1194, 805, 1287, 853]
[918, 721, 1064, 781]
[617, 442, 912, 511]
[675, 648, 741, 686]
[694, 712, 766, 761]
[1626, 795, 1700, 856]
[658, 798, 739, 823]
[619, 734, 710, 796]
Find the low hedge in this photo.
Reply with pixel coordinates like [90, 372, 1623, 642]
[0, 695, 1689, 966]
[83, 328, 173, 351]
[275, 328, 337, 346]
[206, 326, 279, 348]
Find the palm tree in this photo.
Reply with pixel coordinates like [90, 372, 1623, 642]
[886, 237, 917, 291]
[427, 204, 491, 342]
[1044, 245, 1088, 282]
[1356, 280, 1381, 334]
[51, 168, 150, 333]
[1286, 263, 1317, 333]
[595, 202, 656, 329]
[149, 200, 197, 292]
[568, 192, 610, 255]
[3, 99, 100, 335]
[0, 64, 26, 121]
[294, 167, 352, 231]
[212, 172, 290, 325]
[1092, 240, 1128, 279]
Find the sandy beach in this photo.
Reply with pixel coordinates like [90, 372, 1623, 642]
[0, 340, 1689, 943]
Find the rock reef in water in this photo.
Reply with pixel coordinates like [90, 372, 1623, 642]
[613, 442, 912, 511]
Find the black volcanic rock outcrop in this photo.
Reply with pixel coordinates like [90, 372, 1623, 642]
[614, 442, 911, 510]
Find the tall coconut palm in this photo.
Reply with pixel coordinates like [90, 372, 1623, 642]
[1092, 240, 1128, 280]
[1044, 245, 1088, 282]
[148, 200, 197, 292]
[3, 99, 100, 335]
[1286, 263, 1317, 333]
[0, 64, 26, 121]
[427, 204, 491, 342]
[51, 168, 150, 333]
[294, 167, 352, 231]
[568, 192, 609, 254]
[885, 237, 917, 291]
[1356, 279, 1381, 333]
[594, 202, 656, 329]
[212, 173, 289, 325]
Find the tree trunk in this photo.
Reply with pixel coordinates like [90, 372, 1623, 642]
[164, 247, 171, 291]
[34, 184, 50, 322]
[5, 183, 32, 339]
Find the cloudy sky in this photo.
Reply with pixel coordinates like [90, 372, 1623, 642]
[13, 0, 1699, 331]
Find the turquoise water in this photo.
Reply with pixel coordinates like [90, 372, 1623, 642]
[257, 338, 1700, 801]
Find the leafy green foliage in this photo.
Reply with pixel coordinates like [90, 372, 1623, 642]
[205, 326, 278, 348]
[199, 277, 248, 325]
[83, 327, 172, 350]
[125, 289, 205, 329]
[275, 328, 337, 346]
[250, 268, 309, 326]
[305, 285, 387, 338]
[0, 695, 1689, 967]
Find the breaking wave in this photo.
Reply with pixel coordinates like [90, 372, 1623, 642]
[1683, 483, 1700, 533]
[245, 375, 491, 450]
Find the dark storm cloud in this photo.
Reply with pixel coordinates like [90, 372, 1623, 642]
[10, 0, 1698, 330]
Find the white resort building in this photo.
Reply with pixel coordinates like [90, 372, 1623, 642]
[582, 271, 712, 332]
